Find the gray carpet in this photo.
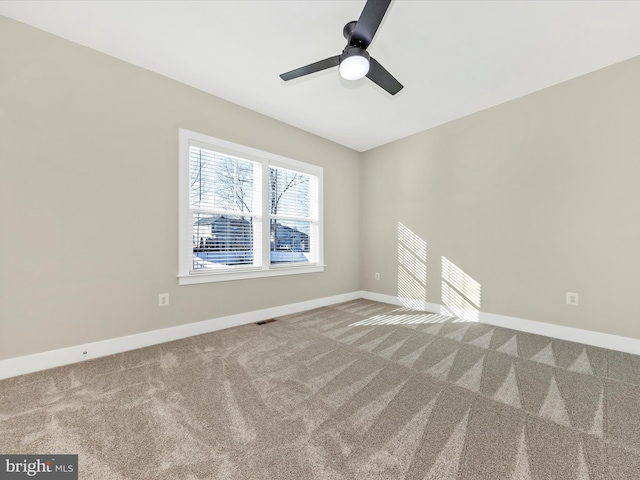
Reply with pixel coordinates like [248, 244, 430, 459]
[2, 299, 640, 479]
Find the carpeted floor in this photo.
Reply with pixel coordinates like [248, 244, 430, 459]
[2, 299, 640, 479]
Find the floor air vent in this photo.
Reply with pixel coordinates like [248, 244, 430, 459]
[255, 319, 277, 326]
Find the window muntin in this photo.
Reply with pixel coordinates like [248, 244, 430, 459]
[179, 129, 323, 284]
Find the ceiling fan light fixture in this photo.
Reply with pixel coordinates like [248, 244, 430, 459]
[339, 47, 370, 80]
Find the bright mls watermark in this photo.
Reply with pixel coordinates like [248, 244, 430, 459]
[0, 455, 77, 479]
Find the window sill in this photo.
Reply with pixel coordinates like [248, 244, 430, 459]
[177, 264, 325, 285]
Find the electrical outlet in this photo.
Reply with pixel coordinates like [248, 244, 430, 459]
[375, 272, 380, 280]
[566, 292, 579, 306]
[158, 293, 170, 307]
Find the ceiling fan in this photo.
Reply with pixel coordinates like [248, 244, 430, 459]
[279, 0, 403, 95]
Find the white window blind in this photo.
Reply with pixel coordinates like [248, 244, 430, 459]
[269, 166, 319, 265]
[190, 147, 261, 271]
[178, 129, 323, 285]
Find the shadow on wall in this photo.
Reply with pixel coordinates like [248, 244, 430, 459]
[396, 221, 482, 322]
[441, 256, 481, 321]
[397, 222, 427, 310]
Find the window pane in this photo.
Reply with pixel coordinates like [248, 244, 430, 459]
[269, 167, 311, 217]
[180, 129, 323, 281]
[191, 147, 254, 212]
[192, 213, 253, 269]
[270, 220, 311, 264]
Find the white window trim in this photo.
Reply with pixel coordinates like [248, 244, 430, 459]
[178, 128, 324, 285]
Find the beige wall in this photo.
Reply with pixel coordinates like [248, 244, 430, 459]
[0, 16, 361, 360]
[361, 55, 640, 339]
[3, 14, 640, 362]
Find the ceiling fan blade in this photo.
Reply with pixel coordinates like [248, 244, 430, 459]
[366, 57, 403, 95]
[350, 0, 392, 49]
[280, 56, 340, 81]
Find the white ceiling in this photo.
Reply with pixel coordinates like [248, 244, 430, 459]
[2, 1, 640, 152]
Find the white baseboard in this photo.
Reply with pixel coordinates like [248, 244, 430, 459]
[0, 291, 361, 380]
[360, 290, 640, 356]
[4, 290, 640, 381]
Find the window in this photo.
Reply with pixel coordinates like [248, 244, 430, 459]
[178, 129, 323, 285]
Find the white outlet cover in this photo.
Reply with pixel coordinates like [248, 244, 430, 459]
[159, 293, 170, 306]
[566, 292, 579, 306]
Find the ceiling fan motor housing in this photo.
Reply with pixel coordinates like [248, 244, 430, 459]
[340, 45, 370, 64]
[343, 20, 358, 42]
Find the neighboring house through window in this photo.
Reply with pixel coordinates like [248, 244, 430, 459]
[178, 129, 323, 284]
